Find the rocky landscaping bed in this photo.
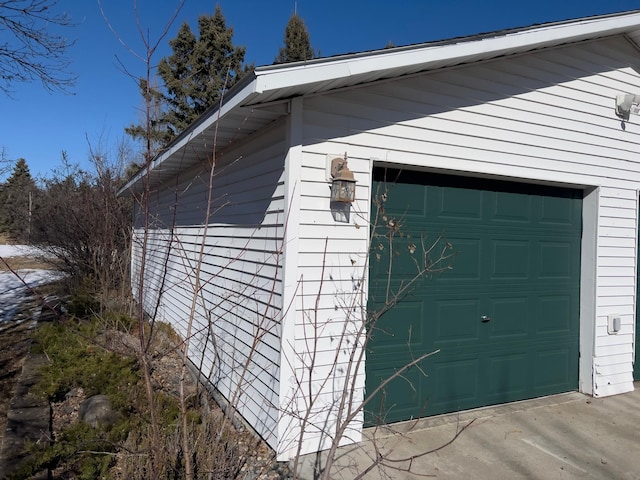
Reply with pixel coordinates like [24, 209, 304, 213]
[0, 243, 293, 479]
[0, 296, 292, 479]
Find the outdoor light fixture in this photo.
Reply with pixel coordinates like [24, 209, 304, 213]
[330, 155, 356, 203]
[615, 93, 640, 120]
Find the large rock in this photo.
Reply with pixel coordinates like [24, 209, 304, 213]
[79, 395, 119, 428]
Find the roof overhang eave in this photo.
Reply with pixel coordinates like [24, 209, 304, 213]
[118, 76, 260, 196]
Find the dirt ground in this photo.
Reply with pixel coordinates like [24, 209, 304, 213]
[0, 238, 57, 448]
[0, 255, 55, 272]
[0, 301, 39, 447]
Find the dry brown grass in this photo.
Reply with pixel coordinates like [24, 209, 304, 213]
[0, 256, 53, 271]
[0, 232, 15, 244]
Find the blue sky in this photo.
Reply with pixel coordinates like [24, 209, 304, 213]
[2, 0, 640, 180]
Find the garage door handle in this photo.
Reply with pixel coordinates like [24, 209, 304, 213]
[481, 315, 491, 323]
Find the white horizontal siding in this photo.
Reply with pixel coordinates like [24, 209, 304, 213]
[282, 143, 369, 458]
[297, 34, 640, 416]
[131, 121, 287, 450]
[596, 186, 638, 391]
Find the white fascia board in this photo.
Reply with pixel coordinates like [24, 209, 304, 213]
[118, 77, 260, 195]
[147, 77, 260, 172]
[254, 13, 640, 95]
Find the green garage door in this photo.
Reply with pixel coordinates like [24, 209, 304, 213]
[366, 169, 582, 425]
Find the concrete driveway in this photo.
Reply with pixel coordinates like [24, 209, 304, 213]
[299, 384, 640, 479]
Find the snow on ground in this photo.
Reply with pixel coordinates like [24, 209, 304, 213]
[0, 244, 44, 258]
[0, 245, 64, 324]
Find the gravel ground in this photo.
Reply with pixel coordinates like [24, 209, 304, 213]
[0, 304, 293, 479]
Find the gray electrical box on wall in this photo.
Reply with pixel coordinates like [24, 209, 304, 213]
[607, 314, 621, 334]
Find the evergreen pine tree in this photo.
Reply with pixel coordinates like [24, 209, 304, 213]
[0, 158, 38, 242]
[125, 78, 171, 158]
[127, 6, 250, 148]
[157, 20, 198, 138]
[274, 13, 315, 64]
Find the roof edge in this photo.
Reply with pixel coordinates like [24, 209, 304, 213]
[252, 10, 640, 95]
[118, 75, 260, 196]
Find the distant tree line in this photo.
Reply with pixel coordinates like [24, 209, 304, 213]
[0, 152, 132, 294]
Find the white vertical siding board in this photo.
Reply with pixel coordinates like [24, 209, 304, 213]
[599, 246, 636, 257]
[595, 352, 634, 365]
[597, 324, 634, 337]
[594, 363, 633, 377]
[598, 266, 636, 277]
[599, 236, 636, 248]
[634, 190, 639, 375]
[599, 216, 637, 229]
[592, 369, 633, 384]
[596, 295, 635, 307]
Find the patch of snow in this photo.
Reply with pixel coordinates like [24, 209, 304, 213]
[0, 269, 65, 324]
[0, 244, 44, 258]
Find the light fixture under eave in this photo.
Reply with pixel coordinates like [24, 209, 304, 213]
[330, 155, 356, 203]
[615, 93, 640, 120]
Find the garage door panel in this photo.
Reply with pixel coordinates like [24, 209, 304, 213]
[367, 364, 427, 423]
[487, 296, 530, 338]
[534, 347, 576, 392]
[538, 241, 576, 278]
[436, 186, 483, 220]
[487, 352, 529, 400]
[492, 191, 532, 223]
[433, 298, 481, 343]
[369, 301, 425, 350]
[430, 237, 481, 281]
[377, 182, 427, 217]
[369, 235, 451, 286]
[539, 195, 580, 226]
[430, 357, 480, 409]
[536, 294, 574, 334]
[491, 240, 531, 279]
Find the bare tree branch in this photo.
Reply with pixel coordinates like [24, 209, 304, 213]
[0, 0, 76, 95]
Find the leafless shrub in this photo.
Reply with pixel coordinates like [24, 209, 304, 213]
[31, 143, 133, 310]
[113, 397, 256, 480]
